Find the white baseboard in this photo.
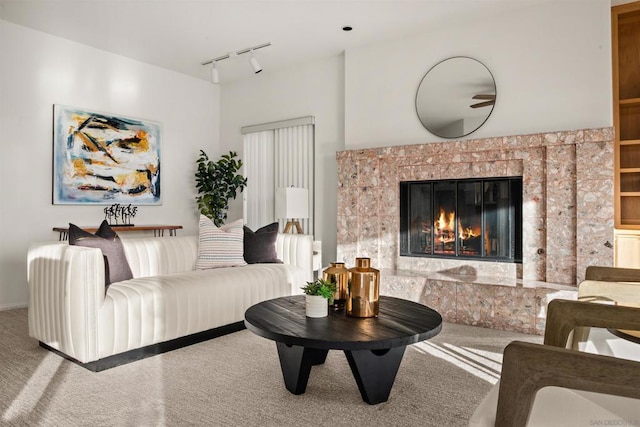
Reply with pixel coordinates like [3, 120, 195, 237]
[0, 302, 28, 311]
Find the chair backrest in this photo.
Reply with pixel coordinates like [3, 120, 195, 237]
[470, 300, 640, 427]
[585, 265, 640, 283]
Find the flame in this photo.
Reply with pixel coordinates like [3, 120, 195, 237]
[433, 208, 481, 244]
[434, 208, 455, 243]
[458, 219, 478, 240]
[435, 210, 447, 232]
[485, 223, 491, 255]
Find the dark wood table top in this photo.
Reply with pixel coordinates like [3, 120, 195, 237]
[244, 295, 442, 351]
[53, 225, 183, 241]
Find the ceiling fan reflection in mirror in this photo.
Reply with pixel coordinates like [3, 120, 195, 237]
[415, 56, 497, 138]
[470, 94, 495, 109]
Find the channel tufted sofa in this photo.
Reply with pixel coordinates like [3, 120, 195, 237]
[27, 233, 313, 371]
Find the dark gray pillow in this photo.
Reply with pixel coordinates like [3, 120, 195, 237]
[68, 220, 134, 285]
[243, 222, 282, 264]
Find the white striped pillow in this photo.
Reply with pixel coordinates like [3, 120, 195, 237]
[196, 216, 247, 269]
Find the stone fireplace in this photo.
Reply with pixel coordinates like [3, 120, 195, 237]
[336, 127, 614, 334]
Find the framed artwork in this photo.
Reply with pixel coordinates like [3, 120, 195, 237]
[53, 105, 161, 205]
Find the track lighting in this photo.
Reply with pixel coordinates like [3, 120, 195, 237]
[249, 51, 262, 74]
[210, 62, 219, 84]
[201, 42, 270, 83]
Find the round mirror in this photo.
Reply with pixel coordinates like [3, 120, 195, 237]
[416, 57, 496, 139]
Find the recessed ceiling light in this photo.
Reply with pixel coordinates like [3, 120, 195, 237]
[342, 26, 353, 32]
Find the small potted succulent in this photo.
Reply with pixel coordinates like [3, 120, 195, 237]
[301, 279, 337, 318]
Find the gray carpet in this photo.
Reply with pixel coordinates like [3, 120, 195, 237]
[0, 308, 542, 426]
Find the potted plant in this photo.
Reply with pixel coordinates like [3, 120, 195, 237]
[301, 279, 337, 318]
[195, 150, 248, 226]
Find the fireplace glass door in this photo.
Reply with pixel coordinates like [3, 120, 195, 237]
[400, 178, 522, 262]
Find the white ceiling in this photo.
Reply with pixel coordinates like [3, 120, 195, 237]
[0, 0, 627, 84]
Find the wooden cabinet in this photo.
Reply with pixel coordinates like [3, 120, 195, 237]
[613, 2, 640, 228]
[615, 229, 640, 268]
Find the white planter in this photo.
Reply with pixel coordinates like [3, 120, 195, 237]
[305, 295, 328, 318]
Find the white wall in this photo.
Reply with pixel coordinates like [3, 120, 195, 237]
[219, 55, 345, 266]
[345, 0, 613, 148]
[219, 0, 612, 269]
[0, 20, 219, 309]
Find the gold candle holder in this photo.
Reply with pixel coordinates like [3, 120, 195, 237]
[322, 262, 349, 311]
[346, 257, 379, 318]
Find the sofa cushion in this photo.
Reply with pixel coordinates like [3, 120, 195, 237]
[69, 220, 134, 285]
[196, 216, 247, 269]
[243, 222, 282, 264]
[121, 236, 198, 278]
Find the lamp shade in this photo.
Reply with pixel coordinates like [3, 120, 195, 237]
[275, 187, 308, 219]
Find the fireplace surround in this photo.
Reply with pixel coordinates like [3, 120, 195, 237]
[336, 127, 614, 334]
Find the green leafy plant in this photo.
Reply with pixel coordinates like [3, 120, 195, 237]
[301, 279, 337, 303]
[195, 150, 248, 226]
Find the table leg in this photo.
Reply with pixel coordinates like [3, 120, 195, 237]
[275, 342, 328, 395]
[344, 346, 406, 405]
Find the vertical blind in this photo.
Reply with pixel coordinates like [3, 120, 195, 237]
[242, 130, 274, 230]
[242, 117, 315, 235]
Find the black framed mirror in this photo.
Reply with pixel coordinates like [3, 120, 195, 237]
[415, 57, 496, 139]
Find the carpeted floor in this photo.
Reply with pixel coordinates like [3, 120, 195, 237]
[0, 308, 542, 426]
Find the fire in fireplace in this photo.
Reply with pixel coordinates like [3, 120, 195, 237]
[399, 177, 522, 262]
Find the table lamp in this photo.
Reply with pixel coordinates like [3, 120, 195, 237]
[275, 187, 308, 234]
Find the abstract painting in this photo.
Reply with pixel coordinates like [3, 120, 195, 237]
[53, 105, 161, 205]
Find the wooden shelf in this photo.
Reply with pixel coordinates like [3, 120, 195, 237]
[613, 1, 640, 230]
[620, 97, 640, 105]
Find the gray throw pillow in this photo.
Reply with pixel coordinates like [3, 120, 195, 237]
[243, 222, 282, 264]
[68, 220, 134, 285]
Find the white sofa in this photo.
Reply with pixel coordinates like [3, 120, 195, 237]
[27, 233, 313, 370]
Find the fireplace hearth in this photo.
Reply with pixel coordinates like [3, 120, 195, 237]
[400, 177, 522, 262]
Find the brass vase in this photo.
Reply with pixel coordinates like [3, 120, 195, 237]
[346, 257, 379, 318]
[322, 262, 349, 310]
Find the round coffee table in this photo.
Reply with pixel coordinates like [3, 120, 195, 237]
[244, 295, 442, 405]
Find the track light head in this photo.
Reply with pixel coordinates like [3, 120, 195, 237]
[210, 63, 219, 84]
[249, 51, 262, 74]
[202, 43, 269, 80]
